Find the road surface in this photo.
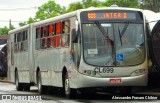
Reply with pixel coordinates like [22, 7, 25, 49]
[0, 81, 160, 103]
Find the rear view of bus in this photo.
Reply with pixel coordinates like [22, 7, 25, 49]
[74, 8, 147, 94]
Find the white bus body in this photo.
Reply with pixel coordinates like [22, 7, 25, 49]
[8, 7, 148, 98]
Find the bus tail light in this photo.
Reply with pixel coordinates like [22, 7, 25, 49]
[130, 69, 147, 76]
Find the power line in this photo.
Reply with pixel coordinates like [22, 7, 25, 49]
[0, 7, 37, 11]
[0, 20, 26, 22]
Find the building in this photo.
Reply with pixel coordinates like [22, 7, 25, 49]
[0, 35, 7, 45]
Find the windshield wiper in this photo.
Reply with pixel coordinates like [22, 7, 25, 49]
[118, 27, 122, 46]
[118, 21, 130, 46]
[95, 21, 109, 39]
[95, 21, 114, 59]
[95, 20, 114, 46]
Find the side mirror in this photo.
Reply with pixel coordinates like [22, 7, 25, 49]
[71, 20, 79, 43]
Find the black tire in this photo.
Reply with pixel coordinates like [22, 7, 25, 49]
[23, 84, 30, 91]
[37, 71, 47, 94]
[15, 71, 23, 91]
[64, 73, 77, 99]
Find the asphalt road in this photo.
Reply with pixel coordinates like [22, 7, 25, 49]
[0, 82, 159, 103]
[0, 72, 160, 103]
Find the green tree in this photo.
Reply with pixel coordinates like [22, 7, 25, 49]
[66, 2, 83, 13]
[66, 0, 106, 13]
[104, 0, 139, 8]
[141, 0, 160, 12]
[19, 22, 27, 27]
[0, 25, 14, 35]
[19, 0, 66, 27]
[35, 0, 66, 20]
[19, 17, 35, 27]
[82, 0, 105, 8]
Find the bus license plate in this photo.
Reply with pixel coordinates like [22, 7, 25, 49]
[109, 78, 122, 83]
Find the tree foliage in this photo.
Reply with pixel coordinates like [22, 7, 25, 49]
[141, 0, 160, 12]
[83, 0, 103, 8]
[0, 27, 9, 35]
[19, 0, 66, 26]
[66, 0, 105, 13]
[18, 0, 141, 27]
[0, 25, 14, 35]
[19, 17, 35, 27]
[35, 0, 66, 20]
[104, 0, 139, 8]
[66, 2, 83, 13]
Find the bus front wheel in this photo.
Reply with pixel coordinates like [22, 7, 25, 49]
[64, 73, 76, 98]
[37, 71, 47, 94]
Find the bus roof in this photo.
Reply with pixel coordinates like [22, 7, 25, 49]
[8, 24, 30, 34]
[34, 7, 143, 27]
[80, 6, 142, 12]
[34, 11, 78, 27]
[9, 7, 143, 33]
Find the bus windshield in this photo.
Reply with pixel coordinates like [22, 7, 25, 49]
[82, 22, 145, 66]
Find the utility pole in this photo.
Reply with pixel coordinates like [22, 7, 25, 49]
[114, 0, 117, 5]
[9, 19, 11, 30]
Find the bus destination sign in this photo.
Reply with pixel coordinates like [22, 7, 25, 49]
[87, 12, 136, 20]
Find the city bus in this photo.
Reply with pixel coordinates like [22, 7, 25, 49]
[8, 7, 149, 98]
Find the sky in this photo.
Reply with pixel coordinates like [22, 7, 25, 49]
[0, 0, 82, 28]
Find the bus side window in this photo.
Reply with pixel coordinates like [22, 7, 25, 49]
[41, 26, 45, 49]
[14, 34, 17, 52]
[55, 22, 61, 48]
[46, 25, 50, 48]
[17, 32, 21, 52]
[43, 26, 47, 48]
[26, 30, 28, 40]
[24, 30, 28, 51]
[20, 31, 24, 51]
[14, 34, 17, 43]
[49, 24, 55, 48]
[62, 20, 70, 47]
[36, 28, 41, 50]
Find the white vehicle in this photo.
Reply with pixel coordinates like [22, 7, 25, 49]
[8, 7, 152, 98]
[0, 44, 6, 51]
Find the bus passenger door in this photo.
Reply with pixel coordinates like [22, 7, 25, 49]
[70, 19, 81, 70]
[71, 30, 81, 69]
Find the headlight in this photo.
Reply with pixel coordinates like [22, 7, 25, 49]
[130, 69, 147, 76]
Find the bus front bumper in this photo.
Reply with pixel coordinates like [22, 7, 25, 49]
[71, 73, 148, 88]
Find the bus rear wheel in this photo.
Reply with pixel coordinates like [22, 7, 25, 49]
[64, 73, 76, 99]
[15, 71, 23, 91]
[23, 84, 30, 91]
[37, 71, 47, 94]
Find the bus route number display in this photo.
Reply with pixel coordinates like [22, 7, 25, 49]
[87, 12, 136, 20]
